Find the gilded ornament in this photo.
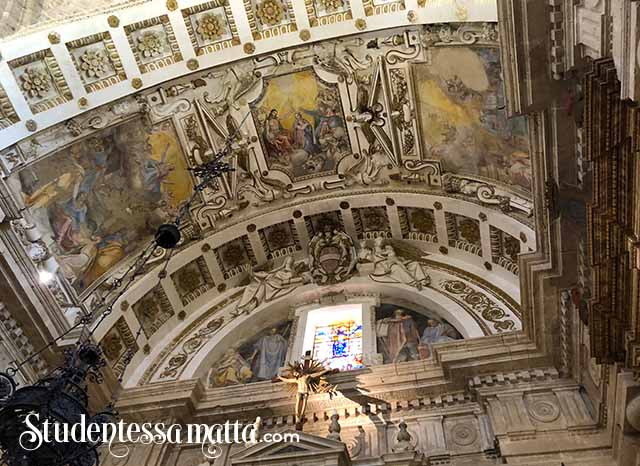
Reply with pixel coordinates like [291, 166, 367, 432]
[433, 201, 443, 210]
[299, 29, 311, 41]
[25, 119, 37, 132]
[243, 42, 256, 54]
[166, 0, 178, 11]
[48, 32, 60, 44]
[319, 0, 344, 13]
[131, 77, 143, 89]
[136, 31, 164, 58]
[355, 18, 367, 30]
[79, 49, 109, 78]
[256, 0, 285, 27]
[407, 10, 417, 22]
[196, 12, 225, 42]
[187, 58, 199, 70]
[143, 344, 151, 355]
[108, 15, 120, 27]
[77, 97, 88, 108]
[20, 67, 50, 99]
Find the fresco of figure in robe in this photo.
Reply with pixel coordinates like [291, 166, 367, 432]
[375, 304, 462, 363]
[210, 321, 292, 387]
[414, 47, 531, 190]
[10, 118, 192, 293]
[210, 348, 253, 387]
[249, 327, 289, 380]
[252, 68, 351, 180]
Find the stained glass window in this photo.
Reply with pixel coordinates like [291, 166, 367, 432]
[312, 320, 363, 371]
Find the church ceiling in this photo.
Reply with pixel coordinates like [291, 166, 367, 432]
[0, 2, 541, 392]
[3, 24, 532, 298]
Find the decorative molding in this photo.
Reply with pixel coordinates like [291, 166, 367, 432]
[66, 32, 127, 93]
[304, 0, 352, 27]
[124, 15, 183, 74]
[244, 0, 298, 41]
[181, 0, 241, 57]
[8, 48, 72, 114]
[437, 279, 515, 332]
[0, 84, 19, 129]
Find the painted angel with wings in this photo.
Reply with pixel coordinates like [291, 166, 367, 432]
[358, 237, 431, 290]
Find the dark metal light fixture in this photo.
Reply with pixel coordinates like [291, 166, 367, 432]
[0, 343, 113, 466]
[0, 126, 240, 466]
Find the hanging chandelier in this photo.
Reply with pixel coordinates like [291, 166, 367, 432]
[0, 122, 242, 466]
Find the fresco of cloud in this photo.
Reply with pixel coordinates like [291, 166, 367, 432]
[414, 47, 531, 190]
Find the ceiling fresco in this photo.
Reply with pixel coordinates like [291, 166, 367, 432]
[414, 47, 530, 189]
[8, 116, 192, 292]
[252, 68, 352, 180]
[0, 24, 536, 342]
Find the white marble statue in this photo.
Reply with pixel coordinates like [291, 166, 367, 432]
[236, 257, 307, 315]
[360, 237, 430, 289]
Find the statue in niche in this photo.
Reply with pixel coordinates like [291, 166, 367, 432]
[249, 326, 290, 381]
[236, 257, 309, 315]
[276, 352, 338, 430]
[421, 319, 459, 346]
[359, 238, 430, 289]
[375, 309, 421, 363]
[210, 348, 253, 387]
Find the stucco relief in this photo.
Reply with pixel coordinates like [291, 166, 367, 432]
[1, 25, 533, 304]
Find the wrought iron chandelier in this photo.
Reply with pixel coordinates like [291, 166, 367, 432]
[0, 118, 243, 466]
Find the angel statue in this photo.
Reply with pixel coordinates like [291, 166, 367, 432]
[275, 352, 338, 430]
[359, 237, 431, 290]
[236, 257, 310, 315]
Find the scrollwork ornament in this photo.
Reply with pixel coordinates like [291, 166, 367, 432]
[159, 317, 224, 379]
[441, 279, 515, 332]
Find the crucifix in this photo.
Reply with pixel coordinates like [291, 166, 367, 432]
[275, 351, 338, 430]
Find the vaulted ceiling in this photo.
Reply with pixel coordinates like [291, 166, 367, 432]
[0, 0, 548, 396]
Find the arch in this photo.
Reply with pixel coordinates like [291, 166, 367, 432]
[125, 272, 518, 387]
